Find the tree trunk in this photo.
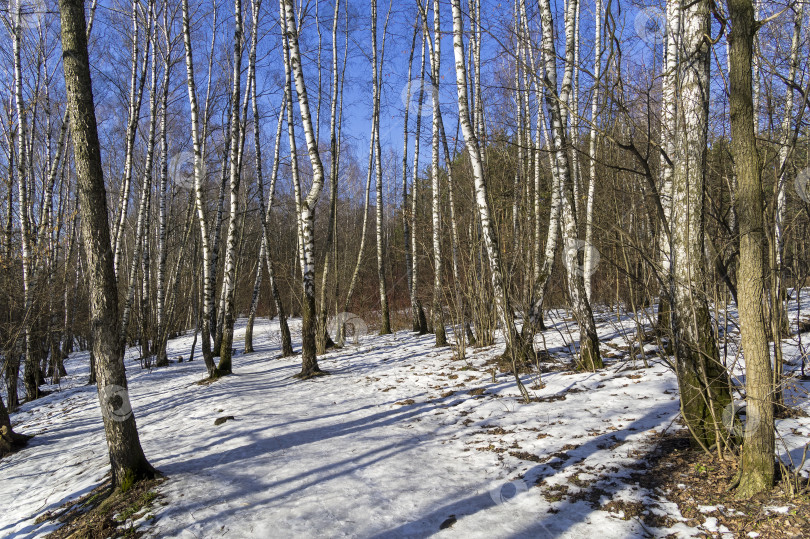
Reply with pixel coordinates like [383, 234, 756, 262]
[281, 0, 327, 378]
[155, 4, 173, 368]
[450, 0, 530, 402]
[727, 0, 774, 498]
[410, 33, 428, 335]
[0, 393, 31, 459]
[316, 0, 342, 353]
[181, 0, 217, 378]
[371, 0, 392, 335]
[419, 0, 447, 347]
[112, 0, 149, 282]
[670, 0, 732, 449]
[59, 0, 156, 488]
[217, 0, 245, 376]
[12, 0, 40, 402]
[536, 0, 602, 371]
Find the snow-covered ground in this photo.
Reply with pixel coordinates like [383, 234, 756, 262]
[2, 300, 809, 538]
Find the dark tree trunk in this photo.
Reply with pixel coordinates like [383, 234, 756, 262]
[59, 0, 155, 488]
[727, 0, 774, 498]
[0, 393, 31, 458]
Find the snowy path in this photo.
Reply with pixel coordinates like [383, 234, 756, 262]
[2, 310, 809, 538]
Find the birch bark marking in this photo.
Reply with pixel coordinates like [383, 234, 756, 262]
[450, 0, 531, 401]
[217, 0, 245, 375]
[281, 0, 327, 378]
[670, 0, 731, 448]
[181, 0, 217, 377]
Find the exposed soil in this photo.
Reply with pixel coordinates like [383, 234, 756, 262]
[629, 429, 810, 538]
[40, 476, 165, 539]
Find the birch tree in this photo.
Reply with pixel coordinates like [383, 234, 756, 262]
[217, 0, 245, 375]
[154, 2, 173, 367]
[536, 0, 602, 370]
[316, 0, 342, 353]
[410, 31, 428, 334]
[417, 0, 447, 346]
[11, 0, 38, 400]
[120, 1, 157, 350]
[181, 0, 217, 377]
[450, 0, 530, 401]
[112, 0, 150, 281]
[371, 0, 392, 335]
[669, 0, 731, 448]
[281, 0, 327, 377]
[656, 0, 680, 334]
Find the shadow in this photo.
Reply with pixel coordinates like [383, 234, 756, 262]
[368, 402, 674, 538]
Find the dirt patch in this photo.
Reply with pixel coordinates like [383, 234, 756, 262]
[630, 429, 810, 538]
[40, 476, 165, 538]
[395, 399, 416, 405]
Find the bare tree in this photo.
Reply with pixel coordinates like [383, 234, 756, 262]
[281, 0, 327, 377]
[669, 0, 731, 449]
[371, 0, 392, 335]
[727, 0, 774, 498]
[181, 0, 217, 377]
[59, 0, 156, 487]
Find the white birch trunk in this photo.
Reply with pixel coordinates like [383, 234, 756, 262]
[371, 0, 391, 335]
[281, 0, 327, 376]
[537, 0, 602, 370]
[217, 0, 245, 374]
[450, 0, 530, 400]
[181, 0, 217, 377]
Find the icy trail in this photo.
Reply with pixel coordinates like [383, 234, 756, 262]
[2, 307, 809, 538]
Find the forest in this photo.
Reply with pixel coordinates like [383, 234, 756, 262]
[1, 0, 810, 536]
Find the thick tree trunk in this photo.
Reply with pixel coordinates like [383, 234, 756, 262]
[727, 0, 774, 498]
[60, 0, 155, 487]
[670, 0, 731, 449]
[0, 393, 31, 458]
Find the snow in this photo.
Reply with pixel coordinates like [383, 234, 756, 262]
[2, 299, 810, 538]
